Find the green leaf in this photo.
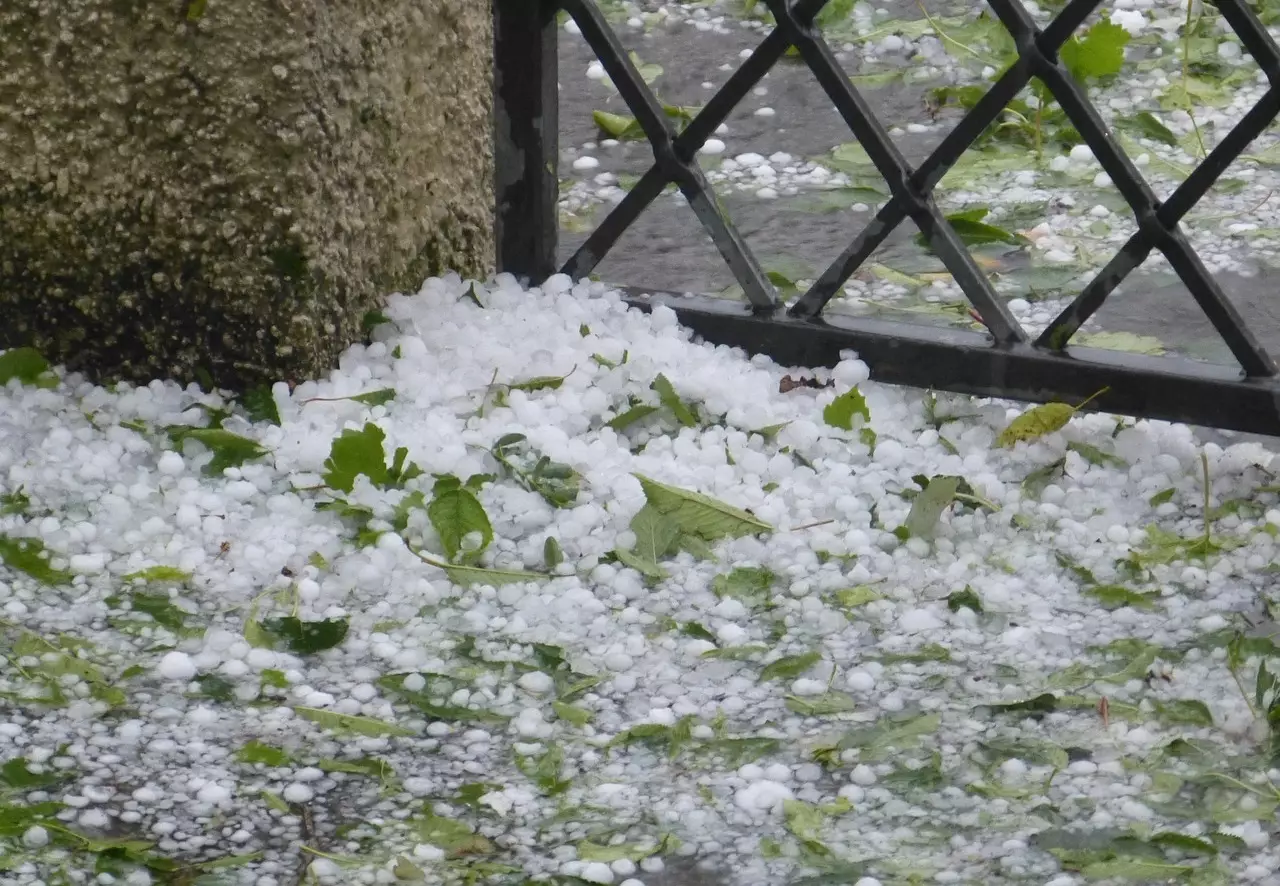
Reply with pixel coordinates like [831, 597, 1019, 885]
[786, 692, 858, 715]
[427, 476, 494, 563]
[1075, 330, 1166, 355]
[1080, 860, 1192, 880]
[1149, 832, 1218, 856]
[166, 427, 270, 475]
[592, 109, 644, 139]
[377, 674, 509, 724]
[261, 790, 289, 813]
[703, 736, 781, 765]
[393, 856, 426, 881]
[317, 756, 395, 780]
[0, 536, 73, 585]
[416, 554, 545, 587]
[629, 504, 681, 562]
[322, 423, 389, 492]
[876, 643, 952, 663]
[635, 474, 771, 542]
[362, 310, 392, 333]
[987, 693, 1058, 715]
[260, 616, 349, 654]
[1083, 584, 1159, 610]
[242, 386, 281, 425]
[576, 839, 664, 863]
[192, 673, 236, 701]
[123, 566, 192, 584]
[712, 566, 777, 607]
[0, 758, 68, 789]
[348, 388, 396, 407]
[1023, 458, 1066, 497]
[1116, 111, 1177, 146]
[613, 547, 667, 581]
[0, 347, 51, 385]
[833, 585, 882, 609]
[1067, 441, 1127, 467]
[120, 592, 191, 632]
[1060, 18, 1130, 82]
[235, 741, 292, 767]
[294, 706, 415, 737]
[651, 373, 699, 427]
[607, 403, 661, 430]
[837, 712, 941, 761]
[759, 651, 821, 682]
[543, 536, 563, 569]
[701, 644, 771, 660]
[928, 213, 1028, 248]
[553, 700, 592, 726]
[947, 586, 983, 613]
[783, 797, 850, 842]
[509, 370, 573, 393]
[823, 387, 870, 431]
[903, 475, 962, 540]
[412, 812, 492, 854]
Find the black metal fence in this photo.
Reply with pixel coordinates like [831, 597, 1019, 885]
[492, 0, 1280, 437]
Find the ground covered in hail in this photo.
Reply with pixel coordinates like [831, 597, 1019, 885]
[3, 275, 1280, 886]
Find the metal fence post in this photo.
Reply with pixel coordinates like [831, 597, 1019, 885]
[493, 0, 560, 284]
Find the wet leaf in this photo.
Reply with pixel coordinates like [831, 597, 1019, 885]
[1075, 330, 1166, 355]
[634, 474, 771, 540]
[0, 347, 52, 386]
[833, 585, 882, 609]
[592, 110, 644, 139]
[823, 388, 870, 431]
[903, 475, 962, 540]
[947, 586, 983, 613]
[1060, 18, 1130, 82]
[998, 403, 1077, 447]
[1080, 860, 1192, 880]
[428, 475, 494, 563]
[317, 756, 395, 780]
[786, 692, 859, 715]
[651, 373, 699, 427]
[0, 536, 73, 585]
[417, 555, 545, 588]
[1067, 440, 1127, 467]
[166, 427, 271, 475]
[242, 387, 281, 425]
[630, 503, 682, 562]
[759, 651, 821, 683]
[543, 536, 563, 569]
[122, 566, 192, 584]
[1083, 584, 1160, 610]
[837, 712, 941, 761]
[0, 758, 68, 789]
[553, 701, 592, 726]
[1116, 111, 1177, 146]
[294, 706, 415, 737]
[323, 423, 389, 492]
[607, 403, 661, 430]
[235, 741, 292, 767]
[712, 566, 777, 607]
[260, 616, 349, 654]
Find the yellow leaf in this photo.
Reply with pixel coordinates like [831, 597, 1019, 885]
[996, 403, 1076, 448]
[996, 388, 1108, 448]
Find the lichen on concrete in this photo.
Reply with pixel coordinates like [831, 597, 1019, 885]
[0, 0, 493, 390]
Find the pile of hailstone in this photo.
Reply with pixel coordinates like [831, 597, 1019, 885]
[2, 273, 1280, 886]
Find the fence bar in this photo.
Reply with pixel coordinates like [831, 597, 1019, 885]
[623, 290, 1280, 437]
[493, 0, 559, 283]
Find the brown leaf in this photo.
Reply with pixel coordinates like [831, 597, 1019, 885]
[779, 375, 833, 393]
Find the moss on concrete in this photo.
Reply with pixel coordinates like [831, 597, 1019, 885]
[0, 0, 493, 390]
